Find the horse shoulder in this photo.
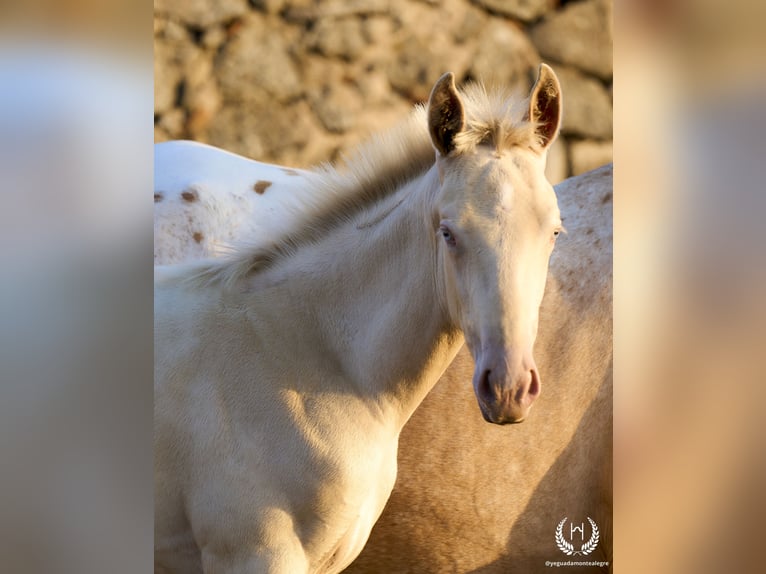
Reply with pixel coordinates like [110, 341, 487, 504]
[155, 302, 400, 573]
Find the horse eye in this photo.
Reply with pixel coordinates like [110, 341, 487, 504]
[439, 226, 456, 246]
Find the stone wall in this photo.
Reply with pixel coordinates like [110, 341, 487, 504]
[154, 0, 612, 183]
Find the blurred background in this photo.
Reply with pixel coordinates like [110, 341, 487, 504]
[1, 0, 766, 573]
[0, 2, 153, 574]
[153, 0, 613, 184]
[614, 1, 766, 572]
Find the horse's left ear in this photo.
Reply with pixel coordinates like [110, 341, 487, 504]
[428, 72, 466, 156]
[526, 64, 563, 150]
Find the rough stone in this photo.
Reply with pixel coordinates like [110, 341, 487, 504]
[354, 63, 399, 105]
[469, 19, 540, 93]
[186, 78, 221, 136]
[310, 83, 363, 133]
[453, 4, 488, 44]
[160, 18, 188, 42]
[569, 139, 613, 175]
[207, 101, 332, 166]
[153, 0, 613, 181]
[250, 0, 288, 14]
[555, 66, 612, 139]
[388, 35, 470, 102]
[530, 0, 613, 80]
[154, 38, 183, 114]
[473, 0, 554, 22]
[206, 106, 267, 160]
[202, 26, 227, 50]
[299, 56, 348, 92]
[155, 125, 170, 142]
[154, 17, 165, 36]
[393, 0, 482, 48]
[156, 108, 187, 135]
[154, 22, 213, 120]
[318, 0, 390, 18]
[309, 17, 367, 61]
[216, 16, 302, 104]
[154, 0, 250, 28]
[362, 15, 395, 46]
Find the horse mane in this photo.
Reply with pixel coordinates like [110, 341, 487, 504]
[455, 82, 540, 152]
[188, 82, 537, 288]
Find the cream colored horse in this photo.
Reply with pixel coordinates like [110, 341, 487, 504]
[155, 66, 564, 573]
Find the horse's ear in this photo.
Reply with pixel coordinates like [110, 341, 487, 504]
[428, 72, 465, 156]
[526, 64, 562, 150]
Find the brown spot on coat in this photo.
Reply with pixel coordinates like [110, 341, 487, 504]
[601, 192, 612, 204]
[182, 189, 199, 202]
[254, 180, 273, 194]
[193, 232, 204, 244]
[154, 192, 163, 203]
[281, 168, 300, 176]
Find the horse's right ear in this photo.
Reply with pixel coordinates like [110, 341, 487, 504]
[428, 72, 465, 156]
[526, 64, 562, 150]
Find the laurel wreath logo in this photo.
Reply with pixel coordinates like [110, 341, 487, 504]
[555, 518, 575, 555]
[581, 517, 600, 555]
[555, 517, 600, 556]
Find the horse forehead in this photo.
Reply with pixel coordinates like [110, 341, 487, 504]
[453, 154, 553, 216]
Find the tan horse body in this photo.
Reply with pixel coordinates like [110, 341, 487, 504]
[155, 69, 565, 573]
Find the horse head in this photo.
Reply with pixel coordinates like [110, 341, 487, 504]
[428, 65, 563, 424]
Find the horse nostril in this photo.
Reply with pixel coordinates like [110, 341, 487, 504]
[478, 369, 492, 399]
[514, 369, 539, 404]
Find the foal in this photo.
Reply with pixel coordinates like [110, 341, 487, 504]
[155, 66, 563, 573]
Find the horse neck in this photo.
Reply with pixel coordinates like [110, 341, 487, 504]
[268, 165, 463, 430]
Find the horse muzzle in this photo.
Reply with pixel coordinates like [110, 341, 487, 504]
[472, 353, 541, 425]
